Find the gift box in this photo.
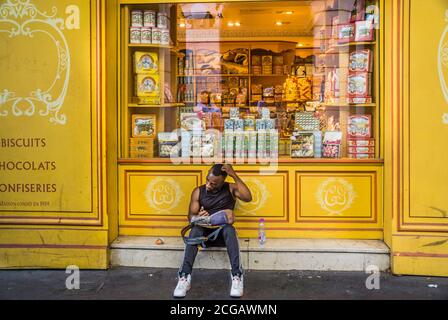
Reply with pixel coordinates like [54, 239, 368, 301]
[295, 112, 320, 131]
[348, 138, 375, 147]
[338, 23, 355, 43]
[347, 114, 372, 139]
[252, 55, 261, 66]
[136, 74, 160, 102]
[130, 138, 155, 146]
[135, 52, 158, 74]
[348, 146, 375, 154]
[262, 56, 273, 66]
[224, 119, 235, 130]
[234, 119, 244, 131]
[313, 131, 323, 158]
[291, 132, 315, 158]
[243, 116, 255, 131]
[346, 96, 372, 104]
[348, 153, 375, 159]
[347, 72, 372, 98]
[322, 144, 341, 158]
[256, 119, 266, 131]
[355, 20, 374, 42]
[349, 50, 373, 73]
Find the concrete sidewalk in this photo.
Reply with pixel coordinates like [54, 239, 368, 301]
[0, 267, 447, 300]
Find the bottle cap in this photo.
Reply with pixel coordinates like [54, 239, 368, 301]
[259, 218, 265, 222]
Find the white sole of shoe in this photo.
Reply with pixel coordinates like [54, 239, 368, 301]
[173, 284, 191, 298]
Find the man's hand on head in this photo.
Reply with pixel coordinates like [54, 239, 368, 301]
[221, 164, 236, 178]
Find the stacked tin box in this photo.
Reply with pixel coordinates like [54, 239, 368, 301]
[130, 9, 170, 45]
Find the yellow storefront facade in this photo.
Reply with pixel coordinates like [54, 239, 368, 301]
[0, 0, 447, 276]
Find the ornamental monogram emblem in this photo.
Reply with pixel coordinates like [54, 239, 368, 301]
[0, 0, 71, 125]
[144, 177, 184, 213]
[235, 177, 270, 215]
[315, 178, 357, 215]
[438, 10, 448, 124]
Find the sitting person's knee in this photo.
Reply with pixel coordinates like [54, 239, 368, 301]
[189, 226, 205, 237]
[221, 224, 236, 235]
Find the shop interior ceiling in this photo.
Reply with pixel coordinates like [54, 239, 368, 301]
[176, 1, 329, 45]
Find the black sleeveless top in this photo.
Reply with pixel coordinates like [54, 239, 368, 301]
[199, 182, 236, 215]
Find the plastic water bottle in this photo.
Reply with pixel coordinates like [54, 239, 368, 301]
[258, 218, 266, 245]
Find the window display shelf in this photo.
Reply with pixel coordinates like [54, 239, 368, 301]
[118, 157, 384, 164]
[128, 43, 175, 49]
[128, 103, 185, 108]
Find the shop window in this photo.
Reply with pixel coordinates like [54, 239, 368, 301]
[120, 0, 380, 161]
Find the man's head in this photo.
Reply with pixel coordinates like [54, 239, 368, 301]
[206, 164, 228, 192]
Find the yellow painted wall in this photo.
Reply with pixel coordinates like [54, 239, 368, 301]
[386, 0, 448, 276]
[0, 0, 110, 269]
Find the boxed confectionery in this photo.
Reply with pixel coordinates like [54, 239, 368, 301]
[252, 55, 261, 66]
[346, 96, 372, 104]
[135, 52, 159, 74]
[347, 114, 372, 139]
[230, 107, 240, 119]
[180, 131, 191, 158]
[130, 151, 153, 158]
[355, 20, 375, 42]
[257, 130, 267, 158]
[158, 132, 179, 158]
[348, 153, 375, 159]
[347, 72, 372, 98]
[191, 133, 202, 158]
[130, 144, 154, 153]
[251, 84, 263, 94]
[261, 107, 270, 119]
[349, 50, 373, 73]
[132, 114, 157, 138]
[295, 112, 320, 131]
[338, 23, 355, 43]
[322, 131, 342, 158]
[291, 132, 315, 158]
[130, 137, 155, 146]
[180, 113, 206, 131]
[234, 119, 244, 131]
[135, 74, 160, 104]
[262, 55, 273, 66]
[313, 131, 323, 158]
[247, 131, 258, 159]
[348, 138, 375, 147]
[269, 130, 279, 158]
[243, 116, 255, 131]
[348, 146, 375, 154]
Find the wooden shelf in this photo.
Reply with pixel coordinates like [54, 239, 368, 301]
[118, 157, 384, 165]
[128, 103, 185, 108]
[324, 41, 376, 54]
[128, 43, 176, 50]
[251, 74, 288, 77]
[177, 74, 251, 77]
[321, 103, 376, 108]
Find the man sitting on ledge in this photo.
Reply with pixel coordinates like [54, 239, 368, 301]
[173, 164, 252, 298]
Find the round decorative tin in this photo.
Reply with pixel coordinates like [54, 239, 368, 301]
[161, 29, 170, 45]
[151, 28, 161, 44]
[130, 27, 141, 44]
[131, 10, 143, 27]
[143, 10, 156, 28]
[141, 27, 152, 44]
[157, 12, 169, 29]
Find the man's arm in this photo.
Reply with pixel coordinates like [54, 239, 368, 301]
[188, 187, 206, 222]
[222, 164, 252, 203]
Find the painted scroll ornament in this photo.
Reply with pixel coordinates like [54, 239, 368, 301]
[0, 0, 70, 125]
[439, 10, 448, 124]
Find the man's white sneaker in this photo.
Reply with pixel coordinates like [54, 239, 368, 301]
[230, 274, 244, 298]
[173, 274, 191, 298]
